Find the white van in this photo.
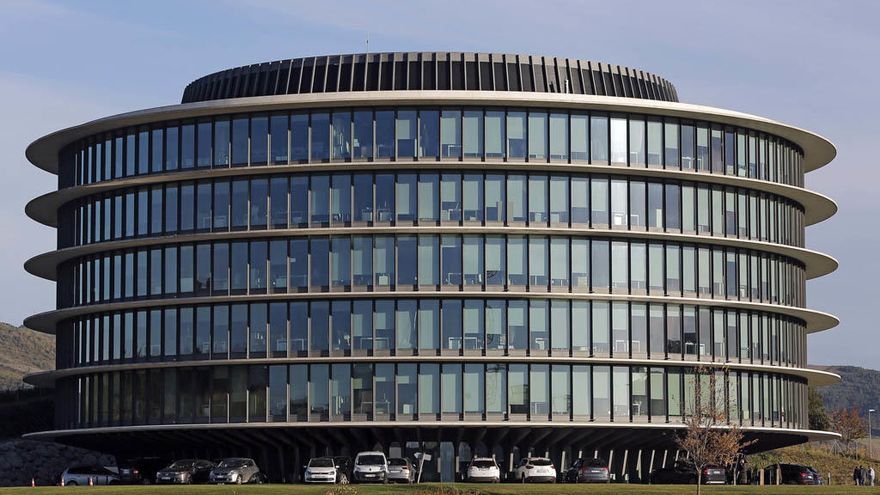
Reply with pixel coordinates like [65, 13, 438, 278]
[353, 451, 388, 483]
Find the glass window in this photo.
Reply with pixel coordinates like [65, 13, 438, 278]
[419, 110, 439, 159]
[529, 237, 548, 288]
[291, 113, 309, 162]
[330, 237, 350, 288]
[396, 110, 417, 159]
[352, 110, 372, 160]
[485, 110, 504, 159]
[181, 125, 194, 169]
[230, 304, 247, 356]
[571, 113, 588, 161]
[330, 174, 351, 225]
[610, 116, 627, 165]
[311, 112, 330, 161]
[441, 235, 462, 286]
[697, 125, 709, 171]
[590, 114, 609, 164]
[665, 183, 681, 231]
[395, 173, 416, 223]
[485, 174, 505, 222]
[375, 173, 394, 223]
[463, 110, 483, 158]
[310, 364, 329, 418]
[270, 114, 288, 165]
[508, 300, 527, 350]
[310, 301, 329, 354]
[231, 179, 248, 229]
[352, 301, 372, 353]
[331, 301, 351, 353]
[231, 117, 248, 166]
[249, 303, 267, 357]
[507, 236, 527, 287]
[397, 236, 418, 286]
[528, 111, 547, 160]
[290, 175, 309, 227]
[353, 173, 373, 224]
[375, 110, 394, 159]
[251, 116, 268, 165]
[250, 179, 268, 227]
[591, 177, 609, 227]
[548, 113, 568, 161]
[352, 236, 372, 288]
[270, 177, 288, 228]
[507, 111, 526, 159]
[462, 174, 483, 222]
[647, 119, 662, 167]
[310, 238, 329, 289]
[681, 124, 695, 170]
[418, 363, 440, 415]
[508, 364, 528, 414]
[440, 109, 461, 159]
[664, 121, 679, 168]
[310, 175, 329, 226]
[331, 111, 351, 160]
[593, 365, 610, 418]
[374, 236, 394, 287]
[486, 363, 507, 414]
[197, 124, 213, 168]
[507, 174, 527, 223]
[289, 239, 308, 291]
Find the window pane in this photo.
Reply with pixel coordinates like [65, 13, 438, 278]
[440, 109, 462, 159]
[352, 110, 372, 159]
[311, 112, 330, 161]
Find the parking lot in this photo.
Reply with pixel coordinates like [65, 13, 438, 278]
[0, 485, 878, 495]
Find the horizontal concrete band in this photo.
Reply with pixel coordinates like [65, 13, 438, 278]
[24, 227, 837, 283]
[24, 291, 839, 336]
[23, 356, 840, 388]
[25, 92, 837, 177]
[25, 159, 837, 229]
[22, 421, 840, 445]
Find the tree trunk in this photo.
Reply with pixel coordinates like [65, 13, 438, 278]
[696, 471, 702, 495]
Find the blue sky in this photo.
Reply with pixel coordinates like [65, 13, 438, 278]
[1, 0, 877, 367]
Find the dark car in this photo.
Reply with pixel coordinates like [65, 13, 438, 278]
[332, 456, 353, 484]
[155, 459, 215, 484]
[763, 463, 820, 485]
[117, 457, 169, 484]
[651, 461, 726, 485]
[565, 458, 609, 483]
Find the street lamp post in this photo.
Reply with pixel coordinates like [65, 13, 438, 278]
[870, 409, 876, 460]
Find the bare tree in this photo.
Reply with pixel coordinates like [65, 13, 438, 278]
[675, 367, 755, 495]
[831, 408, 868, 457]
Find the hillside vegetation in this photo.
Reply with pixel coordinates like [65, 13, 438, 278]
[0, 323, 53, 390]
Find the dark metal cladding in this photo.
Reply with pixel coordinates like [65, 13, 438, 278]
[181, 52, 679, 104]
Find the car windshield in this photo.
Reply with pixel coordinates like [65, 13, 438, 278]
[168, 461, 194, 469]
[218, 459, 247, 468]
[585, 459, 607, 467]
[357, 455, 385, 465]
[309, 458, 334, 468]
[388, 458, 407, 466]
[472, 460, 496, 468]
[530, 459, 551, 466]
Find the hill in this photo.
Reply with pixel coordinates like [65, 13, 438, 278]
[818, 365, 880, 435]
[0, 322, 54, 390]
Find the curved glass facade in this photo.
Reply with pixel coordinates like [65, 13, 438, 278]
[27, 53, 837, 483]
[57, 364, 807, 432]
[63, 171, 805, 250]
[62, 108, 804, 189]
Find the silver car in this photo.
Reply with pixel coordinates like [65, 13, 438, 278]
[209, 458, 260, 484]
[387, 457, 415, 483]
[61, 465, 119, 486]
[303, 457, 338, 484]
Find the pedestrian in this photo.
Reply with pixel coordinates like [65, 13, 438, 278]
[854, 466, 862, 486]
[861, 466, 869, 487]
[869, 466, 876, 487]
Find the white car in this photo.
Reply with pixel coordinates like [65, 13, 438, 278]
[466, 457, 501, 483]
[353, 451, 388, 483]
[513, 457, 557, 483]
[304, 457, 338, 484]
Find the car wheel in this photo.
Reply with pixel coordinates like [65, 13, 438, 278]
[67, 481, 77, 486]
[337, 473, 349, 484]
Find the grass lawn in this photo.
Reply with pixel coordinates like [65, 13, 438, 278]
[0, 484, 878, 495]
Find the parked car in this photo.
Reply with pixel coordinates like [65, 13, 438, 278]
[155, 459, 215, 484]
[117, 456, 168, 484]
[352, 451, 388, 483]
[61, 465, 119, 486]
[209, 458, 260, 484]
[564, 457, 609, 483]
[512, 457, 557, 483]
[650, 461, 726, 484]
[387, 457, 416, 483]
[304, 457, 340, 484]
[466, 457, 501, 483]
[763, 463, 820, 485]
